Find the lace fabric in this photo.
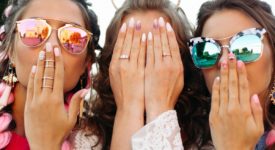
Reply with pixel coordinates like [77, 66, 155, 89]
[70, 130, 102, 150]
[131, 110, 184, 150]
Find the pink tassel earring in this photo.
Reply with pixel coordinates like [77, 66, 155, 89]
[0, 61, 17, 110]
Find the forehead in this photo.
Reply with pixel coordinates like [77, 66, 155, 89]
[21, 0, 85, 27]
[122, 10, 170, 33]
[202, 9, 261, 39]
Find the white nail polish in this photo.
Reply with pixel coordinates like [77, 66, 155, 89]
[166, 23, 173, 32]
[46, 43, 52, 52]
[31, 66, 37, 73]
[39, 51, 45, 60]
[142, 33, 146, 42]
[159, 17, 165, 27]
[148, 32, 152, 40]
[120, 23, 127, 32]
[129, 18, 135, 28]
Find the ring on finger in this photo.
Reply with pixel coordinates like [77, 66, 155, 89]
[119, 54, 129, 59]
[162, 53, 171, 57]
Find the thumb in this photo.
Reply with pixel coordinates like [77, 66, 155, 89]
[250, 94, 263, 129]
[68, 89, 89, 128]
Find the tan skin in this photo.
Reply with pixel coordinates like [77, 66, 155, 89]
[9, 0, 90, 149]
[110, 10, 183, 150]
[201, 9, 271, 149]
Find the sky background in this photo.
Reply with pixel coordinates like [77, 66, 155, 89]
[88, 0, 275, 46]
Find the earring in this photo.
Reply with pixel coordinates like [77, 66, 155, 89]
[0, 61, 17, 110]
[269, 78, 275, 105]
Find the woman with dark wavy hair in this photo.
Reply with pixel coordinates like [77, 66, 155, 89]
[85, 0, 212, 149]
[0, 0, 100, 149]
[188, 0, 275, 149]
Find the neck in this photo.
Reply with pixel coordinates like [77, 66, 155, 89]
[12, 83, 27, 137]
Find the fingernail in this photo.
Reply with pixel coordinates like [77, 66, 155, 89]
[237, 60, 243, 69]
[46, 42, 52, 52]
[39, 51, 45, 60]
[54, 47, 60, 56]
[80, 89, 89, 98]
[221, 60, 227, 69]
[31, 65, 37, 73]
[148, 32, 152, 40]
[153, 19, 158, 29]
[159, 17, 165, 27]
[120, 23, 127, 32]
[166, 23, 172, 32]
[252, 94, 260, 104]
[142, 33, 146, 42]
[129, 18, 135, 28]
[228, 52, 235, 60]
[136, 20, 141, 30]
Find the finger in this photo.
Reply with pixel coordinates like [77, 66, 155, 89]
[219, 60, 229, 114]
[121, 18, 135, 61]
[146, 32, 154, 68]
[68, 89, 89, 129]
[250, 94, 263, 129]
[211, 76, 220, 115]
[228, 53, 239, 109]
[34, 50, 45, 95]
[153, 19, 162, 65]
[158, 17, 171, 62]
[166, 23, 181, 62]
[42, 43, 55, 94]
[26, 65, 37, 106]
[53, 47, 64, 96]
[138, 33, 146, 68]
[237, 60, 250, 110]
[111, 23, 127, 62]
[130, 20, 142, 65]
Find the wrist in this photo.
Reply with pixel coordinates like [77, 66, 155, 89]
[146, 106, 174, 123]
[30, 142, 61, 150]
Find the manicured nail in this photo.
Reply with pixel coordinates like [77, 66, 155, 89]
[159, 17, 165, 27]
[148, 32, 152, 40]
[39, 51, 45, 60]
[153, 19, 158, 29]
[54, 47, 60, 56]
[237, 60, 243, 69]
[166, 22, 172, 32]
[221, 60, 227, 69]
[31, 65, 37, 73]
[216, 76, 220, 81]
[129, 18, 135, 28]
[136, 20, 141, 30]
[80, 89, 89, 98]
[46, 42, 52, 52]
[120, 23, 127, 32]
[142, 33, 146, 42]
[252, 94, 260, 104]
[228, 52, 235, 60]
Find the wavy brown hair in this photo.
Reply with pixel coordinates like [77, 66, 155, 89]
[194, 0, 275, 149]
[87, 0, 212, 149]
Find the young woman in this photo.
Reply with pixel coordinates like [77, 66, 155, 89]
[87, 0, 211, 149]
[189, 0, 275, 149]
[0, 0, 100, 149]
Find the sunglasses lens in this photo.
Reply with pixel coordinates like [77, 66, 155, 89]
[191, 41, 220, 68]
[231, 34, 262, 63]
[59, 27, 89, 54]
[17, 19, 50, 47]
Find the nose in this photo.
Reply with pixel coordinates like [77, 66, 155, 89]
[217, 45, 230, 68]
[46, 29, 59, 47]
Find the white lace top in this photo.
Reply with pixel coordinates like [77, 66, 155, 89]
[71, 110, 183, 150]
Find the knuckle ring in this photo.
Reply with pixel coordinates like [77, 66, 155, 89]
[119, 54, 129, 59]
[162, 53, 171, 57]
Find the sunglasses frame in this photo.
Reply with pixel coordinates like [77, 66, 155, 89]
[188, 28, 267, 69]
[16, 18, 93, 55]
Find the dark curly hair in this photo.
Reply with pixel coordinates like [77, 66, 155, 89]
[194, 0, 275, 149]
[0, 0, 100, 142]
[86, 0, 212, 149]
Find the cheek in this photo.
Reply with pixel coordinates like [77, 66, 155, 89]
[13, 40, 39, 87]
[202, 69, 218, 94]
[62, 54, 87, 92]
